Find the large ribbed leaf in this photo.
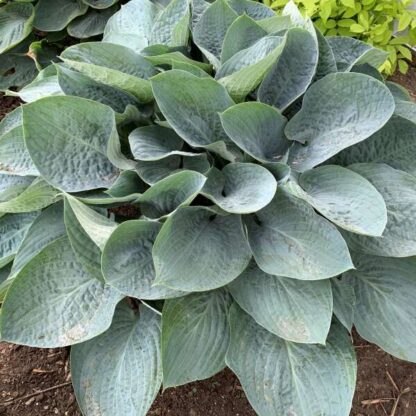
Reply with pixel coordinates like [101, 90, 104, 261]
[0, 107, 39, 176]
[0, 177, 60, 213]
[0, 53, 37, 92]
[221, 15, 266, 63]
[151, 70, 234, 148]
[216, 35, 285, 102]
[81, 0, 118, 9]
[138, 170, 206, 218]
[193, 0, 238, 67]
[345, 252, 416, 362]
[150, 0, 190, 47]
[228, 261, 332, 343]
[65, 194, 116, 250]
[10, 203, 65, 277]
[298, 165, 387, 236]
[226, 304, 357, 416]
[258, 28, 318, 111]
[333, 117, 416, 176]
[23, 96, 119, 192]
[245, 188, 353, 280]
[0, 212, 38, 269]
[61, 42, 155, 102]
[0, 3, 34, 54]
[286, 73, 394, 172]
[71, 302, 162, 416]
[102, 220, 183, 299]
[0, 174, 33, 202]
[315, 29, 337, 79]
[0, 237, 122, 347]
[129, 126, 197, 161]
[343, 163, 416, 257]
[220, 102, 288, 163]
[153, 206, 251, 291]
[328, 37, 389, 72]
[103, 0, 161, 52]
[67, 6, 117, 39]
[162, 290, 231, 388]
[33, 0, 88, 31]
[395, 100, 416, 124]
[201, 163, 276, 214]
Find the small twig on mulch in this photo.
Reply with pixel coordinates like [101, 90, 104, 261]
[1, 382, 72, 405]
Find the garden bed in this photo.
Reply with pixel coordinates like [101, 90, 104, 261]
[1, 65, 416, 416]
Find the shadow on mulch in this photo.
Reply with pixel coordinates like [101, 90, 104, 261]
[1, 64, 416, 415]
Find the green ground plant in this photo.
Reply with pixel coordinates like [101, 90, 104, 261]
[0, 0, 415, 415]
[265, 0, 416, 74]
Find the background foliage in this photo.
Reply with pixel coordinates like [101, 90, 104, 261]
[265, 0, 416, 74]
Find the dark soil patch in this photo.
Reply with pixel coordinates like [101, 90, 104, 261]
[1, 68, 416, 415]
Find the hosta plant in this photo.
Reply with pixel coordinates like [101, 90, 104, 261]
[0, 0, 123, 91]
[0, 0, 415, 415]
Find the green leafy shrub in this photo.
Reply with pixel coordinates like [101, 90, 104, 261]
[0, 0, 415, 415]
[265, 0, 416, 74]
[0, 0, 122, 91]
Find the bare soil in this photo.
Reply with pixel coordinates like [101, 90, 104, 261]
[1, 65, 416, 416]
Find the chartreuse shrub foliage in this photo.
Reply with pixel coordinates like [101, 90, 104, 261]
[0, 0, 415, 414]
[266, 0, 416, 75]
[0, 0, 122, 91]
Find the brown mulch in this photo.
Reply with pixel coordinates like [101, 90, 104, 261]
[1, 65, 416, 415]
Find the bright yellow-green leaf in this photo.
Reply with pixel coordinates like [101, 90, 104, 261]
[341, 0, 354, 9]
[398, 13, 412, 31]
[399, 59, 409, 74]
[350, 23, 365, 33]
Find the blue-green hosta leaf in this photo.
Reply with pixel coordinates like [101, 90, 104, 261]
[343, 163, 416, 257]
[103, 0, 161, 52]
[315, 29, 337, 79]
[351, 63, 384, 81]
[0, 212, 38, 269]
[344, 252, 416, 362]
[331, 277, 355, 332]
[286, 73, 394, 172]
[106, 170, 146, 198]
[245, 187, 353, 280]
[7, 67, 63, 103]
[192, 0, 238, 67]
[0, 265, 12, 302]
[0, 174, 33, 202]
[386, 81, 412, 102]
[56, 65, 139, 113]
[33, 0, 88, 32]
[327, 37, 389, 72]
[65, 194, 116, 250]
[0, 3, 34, 54]
[0, 107, 39, 176]
[221, 15, 267, 63]
[67, 5, 117, 39]
[102, 220, 183, 299]
[10, 202, 65, 277]
[150, 0, 190, 47]
[394, 101, 416, 124]
[136, 154, 210, 185]
[138, 170, 206, 218]
[162, 290, 232, 388]
[71, 302, 162, 416]
[129, 125, 198, 161]
[226, 304, 357, 416]
[333, 116, 416, 177]
[201, 163, 276, 214]
[153, 206, 251, 291]
[0, 177, 60, 213]
[0, 54, 37, 92]
[298, 165, 387, 236]
[151, 70, 234, 150]
[81, 0, 118, 9]
[23, 96, 120, 192]
[228, 261, 332, 343]
[61, 41, 156, 103]
[228, 0, 274, 19]
[256, 14, 293, 33]
[0, 237, 122, 347]
[216, 35, 285, 102]
[258, 28, 318, 111]
[220, 102, 288, 163]
[64, 197, 103, 278]
[144, 51, 212, 72]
